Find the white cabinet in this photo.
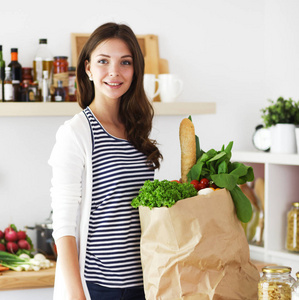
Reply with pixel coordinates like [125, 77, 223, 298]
[232, 151, 299, 274]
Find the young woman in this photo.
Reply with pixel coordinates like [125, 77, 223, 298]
[49, 22, 162, 300]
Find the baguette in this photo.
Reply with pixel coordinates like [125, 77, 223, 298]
[179, 118, 196, 183]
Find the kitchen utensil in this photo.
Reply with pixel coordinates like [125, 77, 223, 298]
[26, 211, 55, 258]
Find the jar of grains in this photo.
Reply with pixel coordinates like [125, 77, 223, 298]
[258, 266, 294, 300]
[292, 272, 299, 300]
[286, 202, 299, 252]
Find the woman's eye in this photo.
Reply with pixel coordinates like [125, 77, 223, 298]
[98, 59, 108, 64]
[122, 60, 132, 65]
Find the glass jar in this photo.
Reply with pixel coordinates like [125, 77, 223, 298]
[68, 66, 76, 102]
[22, 67, 33, 84]
[286, 202, 299, 252]
[258, 266, 294, 299]
[292, 272, 299, 300]
[53, 56, 69, 100]
[52, 80, 65, 102]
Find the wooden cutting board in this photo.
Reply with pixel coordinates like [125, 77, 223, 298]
[0, 262, 55, 291]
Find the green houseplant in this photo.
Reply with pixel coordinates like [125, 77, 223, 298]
[261, 97, 299, 128]
[261, 97, 299, 153]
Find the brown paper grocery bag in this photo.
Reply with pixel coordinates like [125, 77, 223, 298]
[139, 188, 260, 300]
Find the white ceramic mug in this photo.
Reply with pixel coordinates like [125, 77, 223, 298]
[158, 74, 183, 103]
[143, 74, 160, 101]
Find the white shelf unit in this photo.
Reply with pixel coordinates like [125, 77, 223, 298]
[232, 151, 299, 274]
[0, 101, 216, 117]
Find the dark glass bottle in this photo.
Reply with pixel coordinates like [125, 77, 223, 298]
[53, 80, 65, 102]
[0, 45, 5, 101]
[8, 48, 22, 82]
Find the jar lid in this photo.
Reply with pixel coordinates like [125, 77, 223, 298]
[11, 48, 18, 53]
[68, 66, 76, 71]
[292, 202, 299, 207]
[262, 266, 292, 273]
[39, 39, 47, 44]
[54, 56, 68, 60]
[296, 272, 299, 278]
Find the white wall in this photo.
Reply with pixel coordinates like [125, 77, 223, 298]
[0, 0, 295, 249]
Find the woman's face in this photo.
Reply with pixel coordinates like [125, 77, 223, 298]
[85, 38, 134, 102]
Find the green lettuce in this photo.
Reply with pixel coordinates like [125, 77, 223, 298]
[131, 180, 198, 209]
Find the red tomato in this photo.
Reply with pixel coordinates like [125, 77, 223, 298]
[197, 183, 208, 190]
[190, 180, 200, 191]
[200, 178, 210, 188]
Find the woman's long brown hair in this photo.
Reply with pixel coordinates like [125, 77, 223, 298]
[76, 22, 162, 169]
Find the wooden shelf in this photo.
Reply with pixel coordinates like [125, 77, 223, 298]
[0, 263, 55, 291]
[0, 101, 216, 117]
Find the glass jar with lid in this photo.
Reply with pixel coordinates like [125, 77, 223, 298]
[258, 266, 294, 299]
[292, 272, 299, 300]
[286, 202, 299, 252]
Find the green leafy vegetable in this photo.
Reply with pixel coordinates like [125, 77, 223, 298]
[187, 141, 254, 223]
[131, 180, 198, 209]
[0, 251, 52, 271]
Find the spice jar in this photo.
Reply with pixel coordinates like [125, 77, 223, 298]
[258, 266, 294, 299]
[286, 202, 299, 252]
[292, 272, 299, 299]
[53, 56, 69, 100]
[68, 66, 76, 102]
[22, 67, 33, 84]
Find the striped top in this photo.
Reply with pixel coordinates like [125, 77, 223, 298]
[83, 107, 154, 288]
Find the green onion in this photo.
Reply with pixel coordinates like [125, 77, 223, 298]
[0, 250, 52, 271]
[0, 250, 30, 271]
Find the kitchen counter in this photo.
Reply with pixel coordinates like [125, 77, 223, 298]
[0, 262, 55, 291]
[0, 260, 268, 291]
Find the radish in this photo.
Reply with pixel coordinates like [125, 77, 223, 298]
[0, 230, 4, 239]
[4, 225, 13, 235]
[18, 239, 30, 250]
[5, 229, 18, 242]
[0, 243, 6, 251]
[17, 230, 27, 241]
[6, 242, 18, 254]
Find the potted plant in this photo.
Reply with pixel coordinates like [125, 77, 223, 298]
[261, 97, 299, 153]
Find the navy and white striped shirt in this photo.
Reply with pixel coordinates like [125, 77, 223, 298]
[83, 107, 154, 288]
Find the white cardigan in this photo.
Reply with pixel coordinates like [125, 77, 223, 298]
[49, 111, 93, 300]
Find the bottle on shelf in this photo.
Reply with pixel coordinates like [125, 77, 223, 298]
[12, 80, 21, 101]
[20, 81, 30, 102]
[0, 45, 5, 102]
[8, 48, 22, 82]
[42, 70, 50, 102]
[33, 39, 53, 94]
[53, 80, 66, 102]
[4, 67, 13, 102]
